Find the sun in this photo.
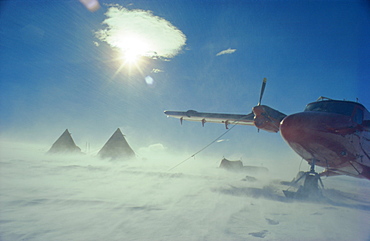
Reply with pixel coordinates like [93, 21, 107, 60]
[124, 49, 141, 64]
[111, 33, 155, 77]
[116, 34, 151, 66]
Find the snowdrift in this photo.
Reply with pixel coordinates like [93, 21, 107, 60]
[0, 142, 369, 241]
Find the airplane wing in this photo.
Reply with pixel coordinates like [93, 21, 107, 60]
[164, 110, 255, 128]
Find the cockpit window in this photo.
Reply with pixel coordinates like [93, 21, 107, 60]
[304, 101, 355, 116]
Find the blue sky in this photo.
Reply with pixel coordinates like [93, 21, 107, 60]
[1, 0, 369, 162]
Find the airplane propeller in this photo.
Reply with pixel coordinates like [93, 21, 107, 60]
[256, 78, 267, 133]
[258, 78, 267, 106]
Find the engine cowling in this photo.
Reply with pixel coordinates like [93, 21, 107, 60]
[252, 105, 287, 133]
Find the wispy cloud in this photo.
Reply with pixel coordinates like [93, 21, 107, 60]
[216, 48, 236, 56]
[95, 5, 186, 60]
[151, 68, 163, 73]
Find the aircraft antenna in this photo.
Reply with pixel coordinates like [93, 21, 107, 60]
[317, 96, 332, 101]
[258, 78, 267, 106]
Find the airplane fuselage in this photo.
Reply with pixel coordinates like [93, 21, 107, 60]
[280, 100, 370, 179]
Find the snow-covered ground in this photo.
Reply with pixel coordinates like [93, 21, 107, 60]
[1, 141, 370, 241]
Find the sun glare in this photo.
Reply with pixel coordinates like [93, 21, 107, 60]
[117, 34, 151, 66]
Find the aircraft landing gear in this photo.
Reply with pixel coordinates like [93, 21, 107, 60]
[283, 160, 324, 199]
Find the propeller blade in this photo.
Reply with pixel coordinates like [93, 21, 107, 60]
[258, 78, 267, 106]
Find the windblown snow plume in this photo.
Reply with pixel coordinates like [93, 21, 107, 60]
[1, 140, 370, 241]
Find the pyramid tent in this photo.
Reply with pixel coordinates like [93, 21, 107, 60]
[98, 128, 135, 160]
[48, 129, 82, 154]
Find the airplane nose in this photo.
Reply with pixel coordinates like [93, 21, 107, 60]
[279, 112, 331, 162]
[280, 113, 310, 143]
[280, 111, 352, 143]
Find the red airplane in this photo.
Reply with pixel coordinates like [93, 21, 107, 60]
[164, 79, 370, 198]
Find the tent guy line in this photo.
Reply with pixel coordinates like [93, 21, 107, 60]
[168, 122, 239, 171]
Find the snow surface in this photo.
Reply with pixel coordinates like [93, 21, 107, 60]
[1, 141, 370, 241]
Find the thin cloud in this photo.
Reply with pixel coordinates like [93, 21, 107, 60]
[95, 6, 186, 60]
[151, 68, 163, 73]
[216, 48, 236, 56]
